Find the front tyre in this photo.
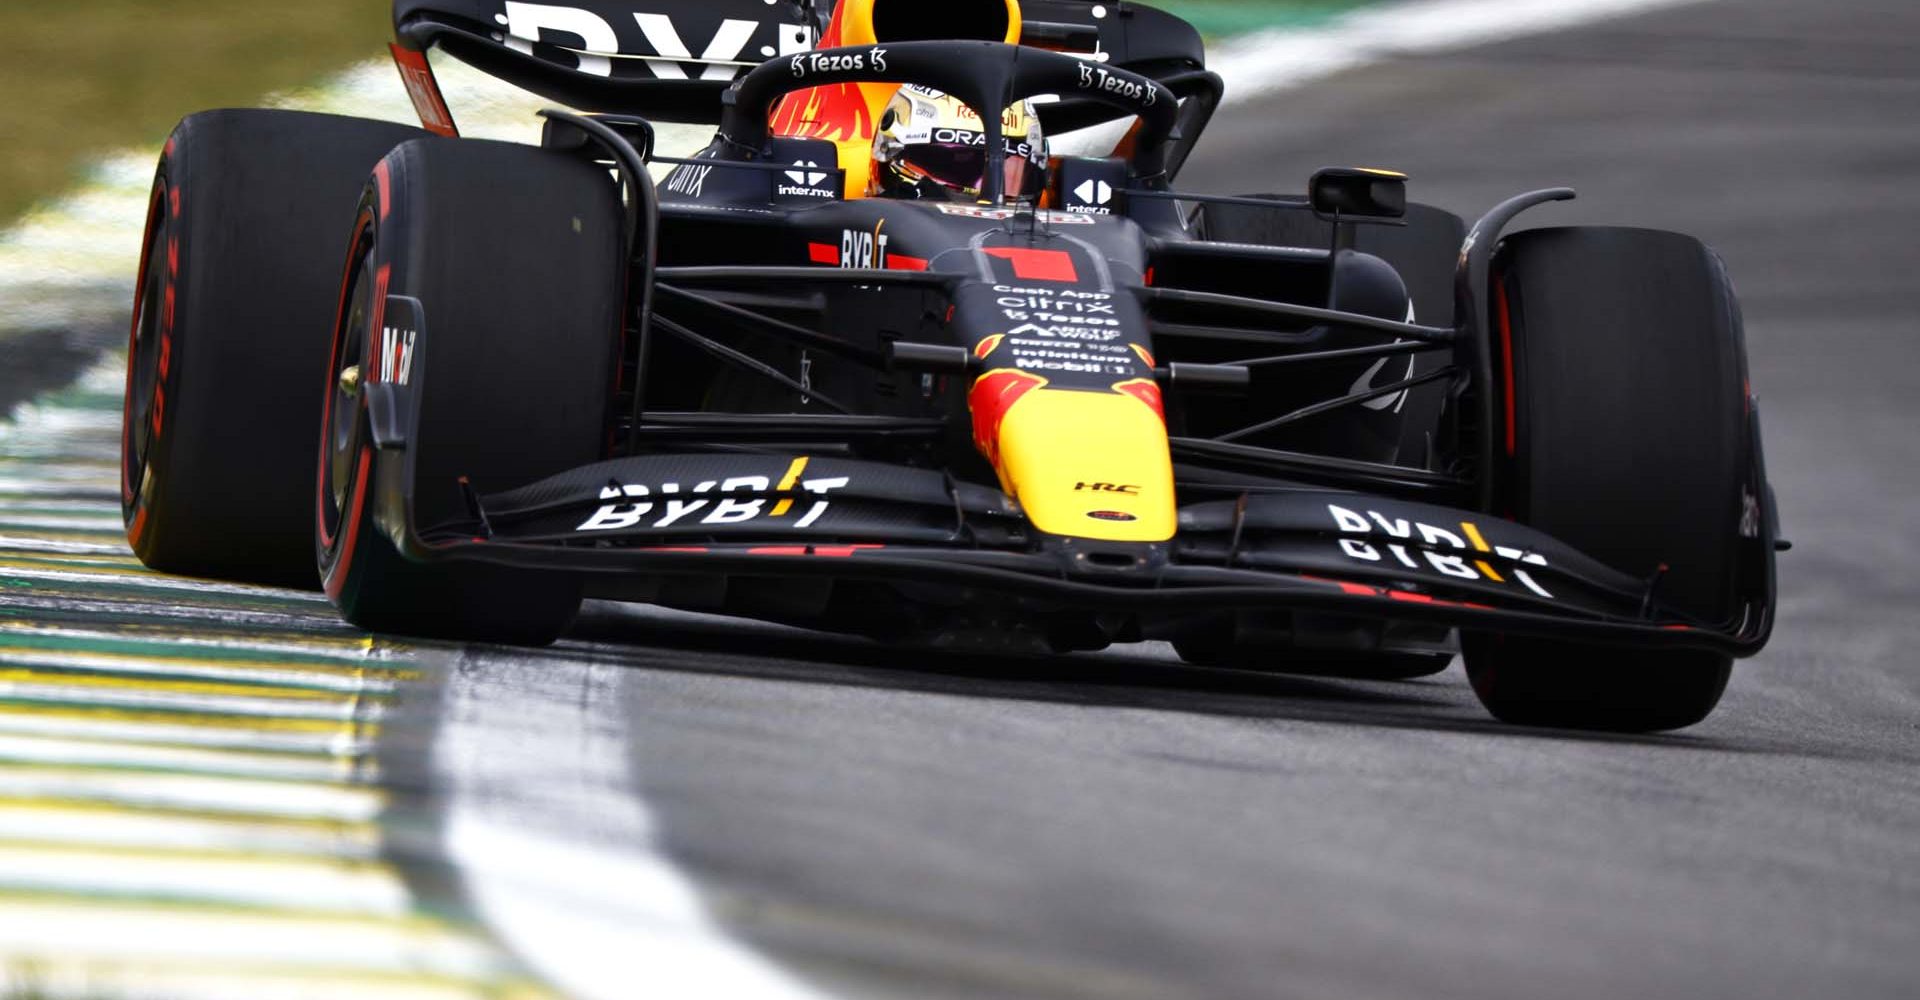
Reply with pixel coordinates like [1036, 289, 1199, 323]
[1463, 635, 1730, 733]
[318, 138, 625, 645]
[1463, 227, 1764, 732]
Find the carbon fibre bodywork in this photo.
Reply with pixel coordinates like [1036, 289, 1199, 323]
[347, 30, 1778, 656]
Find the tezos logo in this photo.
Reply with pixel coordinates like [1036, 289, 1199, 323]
[1077, 63, 1155, 106]
[790, 47, 884, 78]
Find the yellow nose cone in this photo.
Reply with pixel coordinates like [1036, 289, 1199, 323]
[992, 387, 1176, 542]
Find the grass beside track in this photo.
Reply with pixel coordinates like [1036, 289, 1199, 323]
[0, 0, 390, 225]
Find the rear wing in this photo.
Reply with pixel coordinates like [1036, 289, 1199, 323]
[392, 0, 822, 122]
[392, 0, 1220, 164]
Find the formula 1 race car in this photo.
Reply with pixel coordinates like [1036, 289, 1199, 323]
[121, 0, 1779, 731]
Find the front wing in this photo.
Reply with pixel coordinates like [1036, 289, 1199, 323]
[362, 431, 1774, 654]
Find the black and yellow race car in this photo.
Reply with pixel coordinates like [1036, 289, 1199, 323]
[119, 0, 1781, 731]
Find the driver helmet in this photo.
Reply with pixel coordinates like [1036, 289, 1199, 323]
[870, 86, 1047, 203]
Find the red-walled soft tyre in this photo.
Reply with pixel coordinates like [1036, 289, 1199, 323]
[121, 110, 424, 588]
[1463, 227, 1759, 732]
[317, 138, 624, 645]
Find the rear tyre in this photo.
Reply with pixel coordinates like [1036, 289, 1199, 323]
[318, 138, 625, 644]
[1464, 227, 1756, 732]
[121, 110, 425, 588]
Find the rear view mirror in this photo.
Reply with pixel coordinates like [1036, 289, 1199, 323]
[1310, 167, 1408, 223]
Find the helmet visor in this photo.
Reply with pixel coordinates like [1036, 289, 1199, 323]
[900, 141, 1047, 201]
[899, 142, 989, 198]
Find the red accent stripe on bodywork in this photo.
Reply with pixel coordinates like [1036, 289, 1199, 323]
[747, 545, 884, 557]
[1303, 575, 1382, 597]
[1112, 378, 1166, 422]
[389, 43, 459, 137]
[808, 242, 840, 265]
[967, 369, 1048, 464]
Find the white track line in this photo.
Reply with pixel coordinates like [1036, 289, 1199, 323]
[437, 654, 829, 1000]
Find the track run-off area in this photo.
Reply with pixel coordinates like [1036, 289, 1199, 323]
[0, 363, 551, 997]
[3, 0, 1918, 997]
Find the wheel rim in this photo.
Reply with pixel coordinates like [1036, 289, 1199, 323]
[122, 180, 169, 511]
[320, 215, 376, 550]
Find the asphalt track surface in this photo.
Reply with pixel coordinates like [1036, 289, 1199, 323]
[13, 0, 1920, 997]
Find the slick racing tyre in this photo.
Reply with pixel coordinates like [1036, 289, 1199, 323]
[1463, 227, 1758, 732]
[122, 110, 425, 588]
[318, 138, 623, 645]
